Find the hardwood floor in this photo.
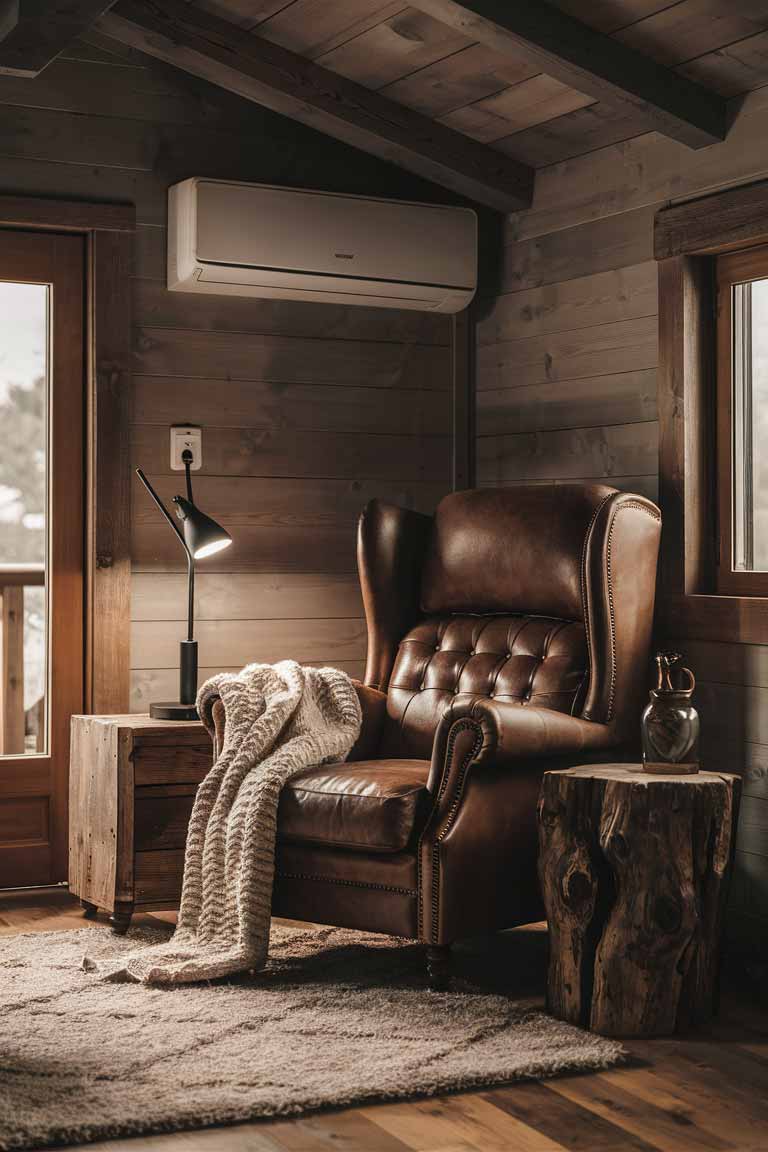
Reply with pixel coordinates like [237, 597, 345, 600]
[2, 888, 767, 1152]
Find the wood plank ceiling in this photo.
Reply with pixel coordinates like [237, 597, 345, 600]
[0, 2, 117, 76]
[1, 2, 765, 209]
[185, 0, 768, 172]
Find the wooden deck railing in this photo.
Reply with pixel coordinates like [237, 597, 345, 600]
[0, 563, 44, 755]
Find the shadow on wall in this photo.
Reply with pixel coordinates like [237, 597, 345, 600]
[686, 646, 768, 958]
[476, 208, 504, 318]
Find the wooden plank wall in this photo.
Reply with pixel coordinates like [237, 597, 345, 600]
[0, 36, 452, 711]
[477, 86, 768, 948]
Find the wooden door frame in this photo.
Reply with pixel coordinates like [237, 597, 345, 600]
[0, 229, 86, 886]
[0, 195, 134, 719]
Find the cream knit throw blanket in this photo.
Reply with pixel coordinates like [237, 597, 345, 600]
[100, 661, 361, 984]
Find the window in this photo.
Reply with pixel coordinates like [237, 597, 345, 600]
[656, 180, 768, 642]
[717, 245, 768, 595]
[0, 281, 49, 755]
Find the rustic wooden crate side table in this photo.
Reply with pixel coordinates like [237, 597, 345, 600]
[69, 715, 212, 933]
[538, 763, 741, 1037]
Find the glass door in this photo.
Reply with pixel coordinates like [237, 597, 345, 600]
[0, 230, 85, 887]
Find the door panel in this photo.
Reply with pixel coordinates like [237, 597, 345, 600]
[0, 230, 85, 886]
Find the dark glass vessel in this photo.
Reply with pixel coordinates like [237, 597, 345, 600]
[641, 651, 700, 774]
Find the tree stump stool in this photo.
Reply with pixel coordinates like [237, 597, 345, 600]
[538, 764, 740, 1037]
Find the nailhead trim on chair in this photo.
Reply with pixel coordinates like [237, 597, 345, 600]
[581, 495, 662, 724]
[416, 716, 466, 940]
[276, 872, 417, 897]
[579, 492, 613, 722]
[417, 717, 484, 944]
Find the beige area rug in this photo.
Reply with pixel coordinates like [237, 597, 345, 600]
[0, 923, 624, 1150]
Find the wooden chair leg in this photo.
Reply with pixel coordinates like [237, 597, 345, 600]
[109, 900, 133, 935]
[426, 944, 452, 991]
[81, 899, 98, 919]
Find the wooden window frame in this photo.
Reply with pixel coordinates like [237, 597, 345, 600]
[715, 244, 768, 598]
[656, 178, 768, 643]
[0, 195, 134, 713]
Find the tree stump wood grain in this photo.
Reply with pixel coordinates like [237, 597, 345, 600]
[538, 764, 740, 1037]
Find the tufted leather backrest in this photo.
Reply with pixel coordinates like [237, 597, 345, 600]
[380, 614, 588, 759]
[358, 484, 661, 759]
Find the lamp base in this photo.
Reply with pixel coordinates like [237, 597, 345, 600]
[149, 701, 199, 721]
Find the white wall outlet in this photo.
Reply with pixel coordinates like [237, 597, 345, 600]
[170, 425, 202, 471]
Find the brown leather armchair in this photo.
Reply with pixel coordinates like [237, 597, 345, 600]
[213, 484, 661, 986]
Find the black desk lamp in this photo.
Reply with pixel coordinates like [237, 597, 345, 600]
[136, 450, 232, 720]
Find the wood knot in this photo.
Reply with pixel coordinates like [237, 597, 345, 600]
[559, 862, 593, 912]
[538, 803, 559, 828]
[653, 893, 682, 934]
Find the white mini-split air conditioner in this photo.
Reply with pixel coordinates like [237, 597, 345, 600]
[167, 178, 477, 313]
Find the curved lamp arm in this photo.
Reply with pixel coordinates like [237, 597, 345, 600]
[135, 467, 196, 641]
[135, 468, 188, 554]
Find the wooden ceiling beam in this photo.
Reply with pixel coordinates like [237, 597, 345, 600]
[0, 1, 117, 77]
[97, 0, 533, 213]
[408, 0, 729, 149]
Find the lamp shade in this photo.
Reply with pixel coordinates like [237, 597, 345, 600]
[174, 496, 232, 559]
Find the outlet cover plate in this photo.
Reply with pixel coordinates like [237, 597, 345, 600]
[170, 425, 202, 471]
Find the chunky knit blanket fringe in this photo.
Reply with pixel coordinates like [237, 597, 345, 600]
[98, 661, 361, 985]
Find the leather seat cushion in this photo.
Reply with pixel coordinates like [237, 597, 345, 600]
[277, 759, 430, 854]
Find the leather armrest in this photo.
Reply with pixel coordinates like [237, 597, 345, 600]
[426, 698, 616, 791]
[419, 699, 618, 944]
[208, 679, 387, 763]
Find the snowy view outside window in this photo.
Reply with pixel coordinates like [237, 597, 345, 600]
[0, 281, 48, 754]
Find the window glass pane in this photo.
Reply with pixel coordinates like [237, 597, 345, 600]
[0, 282, 48, 755]
[752, 280, 768, 569]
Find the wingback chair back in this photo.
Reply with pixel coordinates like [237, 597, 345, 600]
[358, 484, 661, 761]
